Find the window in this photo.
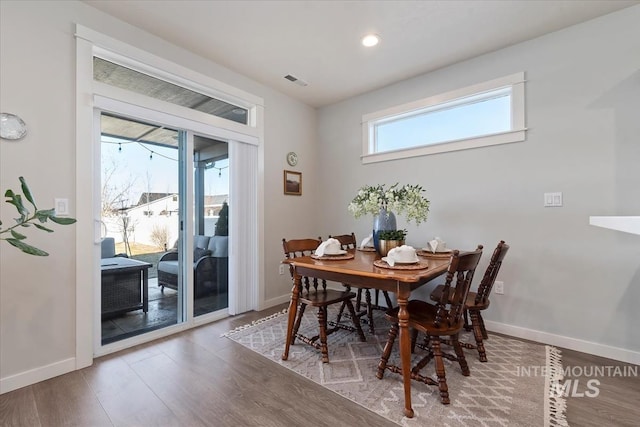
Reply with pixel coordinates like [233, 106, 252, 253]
[94, 57, 249, 125]
[362, 72, 526, 163]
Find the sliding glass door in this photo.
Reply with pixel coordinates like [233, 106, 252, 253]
[99, 112, 230, 346]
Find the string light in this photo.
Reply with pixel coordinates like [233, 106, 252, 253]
[149, 151, 153, 160]
[118, 143, 122, 152]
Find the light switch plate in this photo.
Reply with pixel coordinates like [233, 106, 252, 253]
[544, 192, 563, 207]
[55, 198, 69, 215]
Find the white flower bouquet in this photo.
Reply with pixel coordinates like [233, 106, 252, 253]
[348, 183, 430, 225]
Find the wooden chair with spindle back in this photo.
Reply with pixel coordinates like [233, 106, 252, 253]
[376, 246, 483, 405]
[282, 237, 366, 363]
[329, 232, 393, 334]
[430, 240, 509, 362]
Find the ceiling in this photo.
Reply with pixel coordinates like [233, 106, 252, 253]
[83, 0, 638, 108]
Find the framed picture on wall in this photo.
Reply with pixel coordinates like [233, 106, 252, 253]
[284, 170, 302, 196]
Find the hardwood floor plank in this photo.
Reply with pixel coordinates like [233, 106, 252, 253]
[31, 371, 113, 426]
[0, 386, 41, 427]
[560, 348, 640, 427]
[81, 357, 181, 427]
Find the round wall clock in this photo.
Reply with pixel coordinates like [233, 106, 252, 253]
[0, 113, 28, 140]
[286, 151, 298, 166]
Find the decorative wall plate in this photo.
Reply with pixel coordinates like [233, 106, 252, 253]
[0, 113, 28, 140]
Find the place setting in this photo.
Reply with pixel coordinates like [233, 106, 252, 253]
[374, 245, 430, 270]
[417, 236, 453, 259]
[356, 233, 376, 252]
[311, 238, 355, 260]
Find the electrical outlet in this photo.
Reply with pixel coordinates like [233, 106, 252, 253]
[495, 281, 504, 295]
[279, 264, 286, 275]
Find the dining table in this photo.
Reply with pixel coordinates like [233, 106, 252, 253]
[282, 248, 451, 418]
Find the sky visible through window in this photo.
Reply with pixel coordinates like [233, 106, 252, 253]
[102, 136, 229, 208]
[375, 95, 511, 152]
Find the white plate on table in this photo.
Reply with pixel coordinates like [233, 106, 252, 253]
[382, 257, 419, 265]
[421, 247, 452, 253]
[322, 249, 347, 256]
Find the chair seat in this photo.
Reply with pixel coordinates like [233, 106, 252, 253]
[430, 285, 490, 311]
[385, 300, 465, 337]
[299, 290, 357, 307]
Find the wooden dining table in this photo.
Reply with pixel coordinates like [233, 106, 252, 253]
[282, 248, 451, 418]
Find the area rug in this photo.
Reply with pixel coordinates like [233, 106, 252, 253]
[223, 306, 568, 427]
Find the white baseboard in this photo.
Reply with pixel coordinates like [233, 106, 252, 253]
[260, 294, 291, 310]
[1, 357, 76, 395]
[484, 320, 640, 365]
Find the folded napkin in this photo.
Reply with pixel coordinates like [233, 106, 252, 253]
[383, 245, 418, 266]
[428, 237, 446, 253]
[360, 233, 374, 249]
[315, 238, 341, 256]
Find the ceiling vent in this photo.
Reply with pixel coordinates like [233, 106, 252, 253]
[284, 74, 308, 87]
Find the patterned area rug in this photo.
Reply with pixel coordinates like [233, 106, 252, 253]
[224, 306, 568, 426]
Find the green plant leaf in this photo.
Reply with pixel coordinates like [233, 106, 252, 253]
[6, 238, 49, 256]
[10, 230, 27, 240]
[19, 177, 36, 208]
[34, 223, 54, 232]
[5, 193, 29, 216]
[49, 216, 77, 225]
[35, 209, 55, 223]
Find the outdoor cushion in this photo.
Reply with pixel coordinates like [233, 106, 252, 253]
[207, 236, 228, 257]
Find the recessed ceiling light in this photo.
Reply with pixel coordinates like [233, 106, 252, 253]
[361, 34, 380, 47]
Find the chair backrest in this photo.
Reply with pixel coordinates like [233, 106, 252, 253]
[432, 246, 483, 328]
[474, 240, 509, 305]
[328, 233, 357, 250]
[282, 237, 324, 293]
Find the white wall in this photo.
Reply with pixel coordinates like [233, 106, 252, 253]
[0, 0, 317, 391]
[316, 6, 640, 362]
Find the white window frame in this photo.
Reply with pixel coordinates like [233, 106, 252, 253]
[361, 72, 526, 164]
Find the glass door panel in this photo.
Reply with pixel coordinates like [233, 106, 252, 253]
[100, 112, 184, 344]
[194, 136, 229, 316]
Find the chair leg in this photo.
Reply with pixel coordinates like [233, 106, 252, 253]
[376, 322, 398, 379]
[334, 300, 347, 326]
[463, 308, 472, 332]
[365, 289, 375, 334]
[292, 303, 307, 345]
[317, 306, 330, 363]
[451, 333, 470, 376]
[410, 328, 419, 353]
[431, 338, 450, 404]
[345, 299, 367, 342]
[470, 310, 488, 362]
[383, 291, 393, 309]
[478, 311, 489, 340]
[355, 288, 364, 312]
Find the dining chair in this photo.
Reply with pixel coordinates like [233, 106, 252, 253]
[376, 246, 483, 405]
[329, 232, 393, 334]
[282, 237, 366, 363]
[430, 240, 509, 362]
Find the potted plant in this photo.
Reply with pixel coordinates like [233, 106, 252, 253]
[377, 229, 407, 256]
[348, 183, 429, 254]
